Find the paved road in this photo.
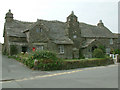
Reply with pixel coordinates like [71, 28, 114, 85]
[1, 54, 119, 88]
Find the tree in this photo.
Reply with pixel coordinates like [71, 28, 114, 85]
[98, 45, 106, 53]
[93, 48, 105, 58]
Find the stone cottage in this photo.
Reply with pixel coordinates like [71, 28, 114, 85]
[3, 10, 119, 59]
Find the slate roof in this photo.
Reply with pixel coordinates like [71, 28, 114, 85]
[5, 18, 117, 44]
[23, 19, 73, 44]
[38, 20, 73, 44]
[82, 39, 96, 48]
[4, 20, 34, 37]
[80, 22, 117, 38]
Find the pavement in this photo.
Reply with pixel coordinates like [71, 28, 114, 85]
[0, 54, 119, 88]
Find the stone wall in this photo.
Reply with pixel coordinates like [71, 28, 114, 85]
[81, 37, 119, 58]
[29, 24, 48, 43]
[9, 36, 27, 42]
[57, 44, 73, 59]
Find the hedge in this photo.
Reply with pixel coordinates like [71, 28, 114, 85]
[62, 57, 114, 70]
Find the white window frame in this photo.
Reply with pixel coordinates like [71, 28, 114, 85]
[106, 48, 110, 54]
[36, 28, 42, 32]
[110, 38, 113, 45]
[37, 45, 44, 50]
[59, 45, 64, 54]
[73, 35, 77, 39]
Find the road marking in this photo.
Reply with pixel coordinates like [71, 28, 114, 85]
[1, 64, 118, 83]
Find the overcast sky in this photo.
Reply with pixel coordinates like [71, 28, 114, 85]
[0, 0, 119, 43]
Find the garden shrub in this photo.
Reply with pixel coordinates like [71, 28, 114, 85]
[12, 50, 114, 71]
[93, 48, 105, 58]
[29, 50, 63, 70]
[63, 57, 113, 70]
[114, 49, 120, 55]
[79, 49, 85, 59]
[98, 45, 106, 53]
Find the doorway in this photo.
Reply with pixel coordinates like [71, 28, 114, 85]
[22, 46, 27, 53]
[92, 45, 97, 52]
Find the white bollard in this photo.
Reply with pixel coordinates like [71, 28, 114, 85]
[115, 54, 118, 63]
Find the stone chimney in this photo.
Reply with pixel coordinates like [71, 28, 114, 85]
[97, 20, 104, 27]
[5, 9, 14, 22]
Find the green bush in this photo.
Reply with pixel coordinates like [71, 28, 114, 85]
[93, 48, 105, 58]
[114, 49, 120, 55]
[29, 50, 63, 70]
[79, 49, 85, 59]
[98, 45, 106, 53]
[63, 57, 113, 70]
[12, 50, 114, 71]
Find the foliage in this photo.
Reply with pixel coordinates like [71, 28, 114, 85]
[93, 48, 105, 58]
[110, 49, 120, 55]
[16, 50, 63, 70]
[79, 49, 85, 59]
[114, 49, 120, 55]
[110, 48, 115, 54]
[62, 57, 113, 69]
[98, 45, 106, 53]
[31, 50, 63, 71]
[9, 50, 114, 71]
[10, 45, 18, 55]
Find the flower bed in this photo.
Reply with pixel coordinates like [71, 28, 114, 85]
[9, 51, 114, 71]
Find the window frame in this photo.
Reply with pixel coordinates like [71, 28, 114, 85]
[59, 45, 64, 54]
[73, 35, 77, 39]
[110, 38, 113, 45]
[36, 28, 43, 33]
[37, 45, 44, 50]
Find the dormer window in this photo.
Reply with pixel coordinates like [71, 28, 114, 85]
[36, 28, 42, 32]
[110, 38, 113, 45]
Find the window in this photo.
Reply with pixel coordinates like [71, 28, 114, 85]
[40, 28, 42, 32]
[88, 48, 91, 52]
[106, 48, 110, 54]
[36, 28, 39, 32]
[37, 45, 44, 50]
[110, 39, 113, 44]
[59, 45, 64, 54]
[36, 28, 42, 32]
[73, 35, 77, 39]
[68, 18, 71, 21]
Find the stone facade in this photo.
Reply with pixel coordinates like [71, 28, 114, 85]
[3, 10, 119, 59]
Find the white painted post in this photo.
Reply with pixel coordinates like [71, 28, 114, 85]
[110, 54, 112, 57]
[115, 54, 118, 63]
[113, 54, 114, 59]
